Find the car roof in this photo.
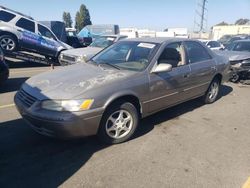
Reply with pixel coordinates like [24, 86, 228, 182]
[233, 39, 250, 43]
[0, 6, 34, 20]
[124, 37, 192, 44]
[101, 34, 127, 38]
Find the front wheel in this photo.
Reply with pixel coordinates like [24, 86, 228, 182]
[98, 101, 139, 144]
[203, 79, 220, 104]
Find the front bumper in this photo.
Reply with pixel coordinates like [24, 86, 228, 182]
[14, 93, 104, 139]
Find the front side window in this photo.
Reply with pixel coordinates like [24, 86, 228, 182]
[16, 18, 35, 32]
[92, 41, 158, 71]
[185, 41, 212, 64]
[158, 42, 185, 68]
[38, 24, 56, 40]
[0, 10, 16, 22]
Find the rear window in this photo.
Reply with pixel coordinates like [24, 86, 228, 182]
[16, 18, 35, 32]
[0, 10, 16, 22]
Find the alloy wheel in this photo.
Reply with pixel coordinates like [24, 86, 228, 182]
[208, 82, 219, 100]
[105, 110, 133, 139]
[0, 38, 15, 51]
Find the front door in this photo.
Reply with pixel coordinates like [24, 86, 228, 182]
[147, 42, 192, 114]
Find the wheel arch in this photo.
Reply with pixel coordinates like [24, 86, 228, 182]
[104, 92, 142, 118]
[212, 73, 223, 84]
[0, 31, 19, 43]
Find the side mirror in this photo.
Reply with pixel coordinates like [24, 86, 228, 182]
[151, 63, 172, 73]
[207, 45, 211, 48]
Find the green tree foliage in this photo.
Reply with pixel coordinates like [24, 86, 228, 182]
[62, 12, 73, 28]
[235, 18, 250, 25]
[75, 4, 92, 32]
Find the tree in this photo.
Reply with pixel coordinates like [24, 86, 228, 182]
[62, 12, 73, 28]
[215, 21, 229, 26]
[75, 4, 92, 32]
[235, 18, 250, 25]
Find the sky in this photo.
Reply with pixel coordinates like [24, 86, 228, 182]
[1, 0, 250, 31]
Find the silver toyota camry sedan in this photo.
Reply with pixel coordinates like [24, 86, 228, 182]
[15, 38, 230, 144]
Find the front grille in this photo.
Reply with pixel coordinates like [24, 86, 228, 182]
[242, 62, 250, 68]
[62, 55, 76, 62]
[17, 89, 37, 107]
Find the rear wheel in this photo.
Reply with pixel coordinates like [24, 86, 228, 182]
[98, 101, 139, 144]
[0, 35, 18, 52]
[203, 78, 220, 104]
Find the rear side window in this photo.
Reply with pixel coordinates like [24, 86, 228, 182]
[16, 18, 35, 32]
[185, 41, 212, 64]
[0, 10, 16, 22]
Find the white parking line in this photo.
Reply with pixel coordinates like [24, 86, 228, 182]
[11, 69, 50, 74]
[0, 104, 15, 109]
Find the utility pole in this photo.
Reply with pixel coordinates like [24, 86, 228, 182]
[194, 0, 208, 34]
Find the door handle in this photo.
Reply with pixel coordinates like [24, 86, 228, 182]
[17, 29, 23, 32]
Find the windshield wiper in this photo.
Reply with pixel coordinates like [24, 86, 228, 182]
[99, 63, 121, 70]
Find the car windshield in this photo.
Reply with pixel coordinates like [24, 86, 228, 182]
[91, 41, 158, 71]
[90, 36, 116, 48]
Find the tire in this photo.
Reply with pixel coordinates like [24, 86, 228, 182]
[0, 35, 18, 52]
[203, 78, 220, 104]
[230, 73, 239, 83]
[98, 101, 139, 144]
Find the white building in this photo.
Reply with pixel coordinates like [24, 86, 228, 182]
[212, 25, 250, 40]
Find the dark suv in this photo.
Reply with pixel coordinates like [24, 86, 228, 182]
[0, 6, 71, 59]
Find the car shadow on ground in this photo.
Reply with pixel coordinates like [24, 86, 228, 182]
[135, 84, 233, 138]
[0, 77, 29, 93]
[0, 85, 233, 188]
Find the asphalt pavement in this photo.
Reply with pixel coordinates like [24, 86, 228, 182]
[0, 59, 250, 188]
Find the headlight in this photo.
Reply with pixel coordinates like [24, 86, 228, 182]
[41, 99, 94, 112]
[76, 55, 87, 63]
[231, 62, 242, 68]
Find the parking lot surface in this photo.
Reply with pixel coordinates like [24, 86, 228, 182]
[0, 60, 250, 188]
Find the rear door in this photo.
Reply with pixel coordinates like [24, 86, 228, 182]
[183, 41, 216, 98]
[15, 18, 38, 50]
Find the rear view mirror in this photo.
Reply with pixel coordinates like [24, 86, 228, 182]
[151, 63, 172, 73]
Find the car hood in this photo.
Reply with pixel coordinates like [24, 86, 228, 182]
[214, 50, 250, 61]
[23, 63, 134, 100]
[62, 46, 103, 58]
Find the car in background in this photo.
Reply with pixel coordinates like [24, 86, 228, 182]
[224, 40, 250, 52]
[215, 40, 250, 82]
[59, 35, 127, 65]
[65, 28, 84, 48]
[0, 48, 9, 85]
[78, 24, 120, 40]
[0, 6, 71, 60]
[40, 22, 83, 48]
[219, 34, 250, 47]
[15, 38, 230, 144]
[218, 35, 233, 45]
[200, 39, 224, 50]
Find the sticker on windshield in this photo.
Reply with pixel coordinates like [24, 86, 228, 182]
[137, 43, 155, 49]
[107, 37, 115, 41]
